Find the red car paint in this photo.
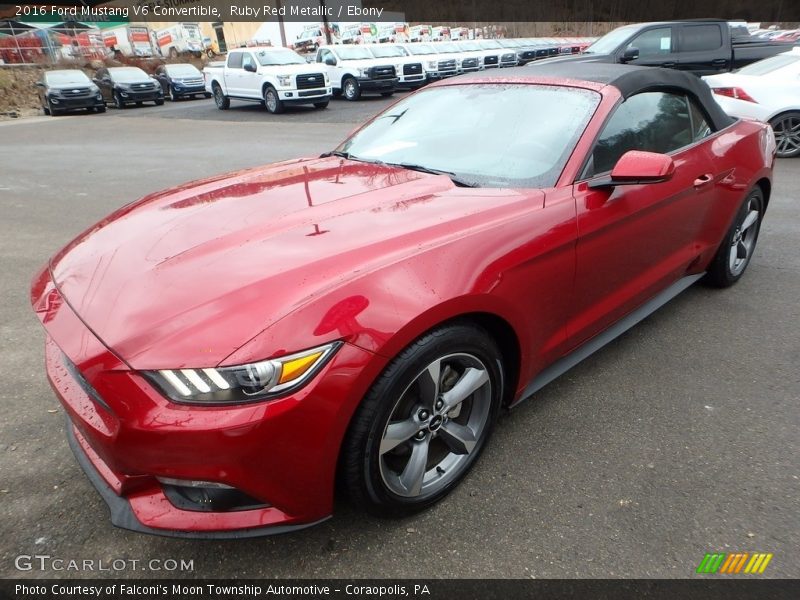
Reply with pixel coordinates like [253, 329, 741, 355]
[32, 71, 774, 536]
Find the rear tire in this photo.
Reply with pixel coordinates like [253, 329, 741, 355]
[341, 323, 503, 517]
[212, 84, 229, 110]
[704, 186, 764, 288]
[343, 76, 361, 101]
[769, 111, 800, 158]
[264, 86, 284, 114]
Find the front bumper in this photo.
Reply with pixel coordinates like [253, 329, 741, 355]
[172, 85, 206, 97]
[34, 272, 373, 537]
[279, 87, 332, 103]
[49, 96, 104, 109]
[119, 89, 163, 103]
[357, 77, 397, 92]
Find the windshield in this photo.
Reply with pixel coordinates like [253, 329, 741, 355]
[437, 42, 459, 52]
[479, 40, 502, 49]
[255, 48, 305, 65]
[338, 84, 599, 188]
[370, 45, 406, 58]
[45, 70, 91, 85]
[405, 44, 435, 55]
[461, 41, 481, 50]
[165, 64, 201, 77]
[737, 52, 800, 76]
[584, 25, 638, 54]
[109, 67, 149, 82]
[335, 46, 374, 60]
[499, 39, 521, 48]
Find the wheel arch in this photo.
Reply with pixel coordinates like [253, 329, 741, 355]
[755, 177, 771, 211]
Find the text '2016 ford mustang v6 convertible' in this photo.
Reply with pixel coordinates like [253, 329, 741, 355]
[31, 64, 775, 538]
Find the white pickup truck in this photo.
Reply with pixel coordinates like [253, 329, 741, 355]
[203, 46, 332, 114]
[314, 45, 399, 101]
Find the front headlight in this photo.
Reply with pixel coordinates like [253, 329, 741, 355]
[145, 342, 341, 405]
[426, 60, 437, 69]
[324, 72, 329, 84]
[356, 68, 368, 78]
[277, 75, 292, 86]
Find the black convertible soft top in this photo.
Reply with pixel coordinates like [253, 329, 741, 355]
[465, 63, 734, 132]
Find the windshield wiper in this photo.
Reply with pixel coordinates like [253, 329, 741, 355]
[320, 150, 351, 159]
[391, 162, 476, 188]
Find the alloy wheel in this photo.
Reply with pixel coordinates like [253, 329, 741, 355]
[265, 89, 277, 112]
[771, 113, 800, 157]
[379, 353, 492, 498]
[729, 195, 761, 276]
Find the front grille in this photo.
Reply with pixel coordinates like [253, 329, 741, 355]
[296, 72, 325, 89]
[298, 89, 326, 97]
[483, 55, 498, 66]
[367, 65, 396, 80]
[131, 82, 157, 91]
[178, 77, 204, 86]
[501, 53, 516, 62]
[519, 50, 537, 60]
[437, 59, 457, 71]
[403, 63, 423, 75]
[61, 87, 91, 97]
[461, 57, 479, 69]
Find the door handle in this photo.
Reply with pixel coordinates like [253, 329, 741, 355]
[661, 62, 676, 68]
[693, 174, 714, 188]
[711, 58, 727, 65]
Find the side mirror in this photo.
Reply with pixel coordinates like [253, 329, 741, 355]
[243, 62, 257, 73]
[621, 46, 639, 62]
[588, 151, 675, 189]
[324, 57, 337, 66]
[92, 78, 100, 84]
[35, 81, 44, 87]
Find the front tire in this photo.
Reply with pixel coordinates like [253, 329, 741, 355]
[705, 186, 764, 287]
[154, 98, 164, 106]
[342, 76, 361, 101]
[769, 111, 800, 158]
[114, 93, 126, 109]
[341, 323, 503, 517]
[264, 86, 284, 114]
[212, 84, 229, 110]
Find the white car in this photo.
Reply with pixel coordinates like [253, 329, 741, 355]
[315, 45, 398, 100]
[398, 43, 459, 80]
[204, 47, 332, 114]
[367, 44, 426, 88]
[704, 48, 800, 157]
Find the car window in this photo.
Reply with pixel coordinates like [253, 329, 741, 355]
[587, 92, 694, 176]
[241, 53, 256, 71]
[681, 24, 723, 52]
[227, 52, 243, 69]
[688, 98, 712, 142]
[626, 27, 673, 57]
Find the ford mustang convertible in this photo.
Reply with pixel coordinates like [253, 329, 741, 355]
[31, 64, 775, 537]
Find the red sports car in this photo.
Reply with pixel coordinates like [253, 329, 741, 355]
[32, 64, 775, 537]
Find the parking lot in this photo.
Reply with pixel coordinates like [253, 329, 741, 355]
[1, 96, 798, 579]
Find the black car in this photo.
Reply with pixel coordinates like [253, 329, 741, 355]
[94, 67, 165, 109]
[36, 69, 106, 116]
[153, 63, 211, 101]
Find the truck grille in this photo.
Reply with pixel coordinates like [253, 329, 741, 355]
[437, 59, 457, 72]
[132, 82, 158, 91]
[61, 87, 92, 97]
[483, 55, 498, 67]
[403, 63, 423, 75]
[501, 53, 517, 63]
[461, 57, 479, 70]
[296, 73, 325, 89]
[368, 65, 396, 80]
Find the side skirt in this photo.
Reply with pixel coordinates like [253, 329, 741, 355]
[512, 273, 704, 407]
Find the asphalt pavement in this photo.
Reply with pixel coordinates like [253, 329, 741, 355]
[0, 96, 798, 579]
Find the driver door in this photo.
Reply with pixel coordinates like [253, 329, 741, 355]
[622, 26, 680, 69]
[239, 52, 261, 100]
[568, 91, 719, 347]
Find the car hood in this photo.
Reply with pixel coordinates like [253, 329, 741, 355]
[49, 157, 509, 369]
[338, 58, 393, 68]
[258, 63, 327, 74]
